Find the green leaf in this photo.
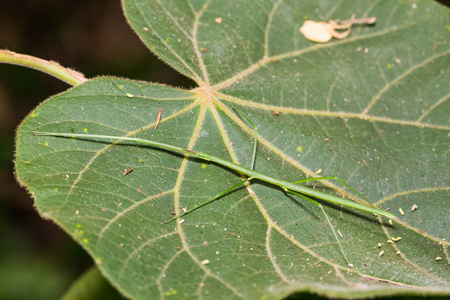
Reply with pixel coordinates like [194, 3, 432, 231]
[16, 0, 449, 299]
[61, 266, 124, 300]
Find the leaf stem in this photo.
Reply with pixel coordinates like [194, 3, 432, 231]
[0, 50, 87, 86]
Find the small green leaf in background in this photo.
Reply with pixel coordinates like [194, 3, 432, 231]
[15, 0, 449, 299]
[61, 266, 124, 300]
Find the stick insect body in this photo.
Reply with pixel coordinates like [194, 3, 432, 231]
[33, 117, 396, 266]
[32, 132, 397, 220]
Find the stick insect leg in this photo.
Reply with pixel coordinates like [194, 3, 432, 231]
[232, 106, 258, 171]
[166, 178, 252, 223]
[169, 107, 258, 223]
[287, 189, 351, 266]
[292, 176, 373, 208]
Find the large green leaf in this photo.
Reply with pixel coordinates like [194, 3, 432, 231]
[15, 0, 449, 299]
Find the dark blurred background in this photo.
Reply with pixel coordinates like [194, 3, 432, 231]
[0, 1, 192, 299]
[1, 1, 448, 299]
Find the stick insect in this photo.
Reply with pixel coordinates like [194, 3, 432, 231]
[33, 110, 397, 266]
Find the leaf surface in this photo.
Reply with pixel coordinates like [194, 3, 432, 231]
[16, 0, 449, 299]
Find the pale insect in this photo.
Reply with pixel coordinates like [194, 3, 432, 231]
[300, 16, 377, 43]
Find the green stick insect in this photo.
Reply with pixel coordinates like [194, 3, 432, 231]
[33, 108, 397, 267]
